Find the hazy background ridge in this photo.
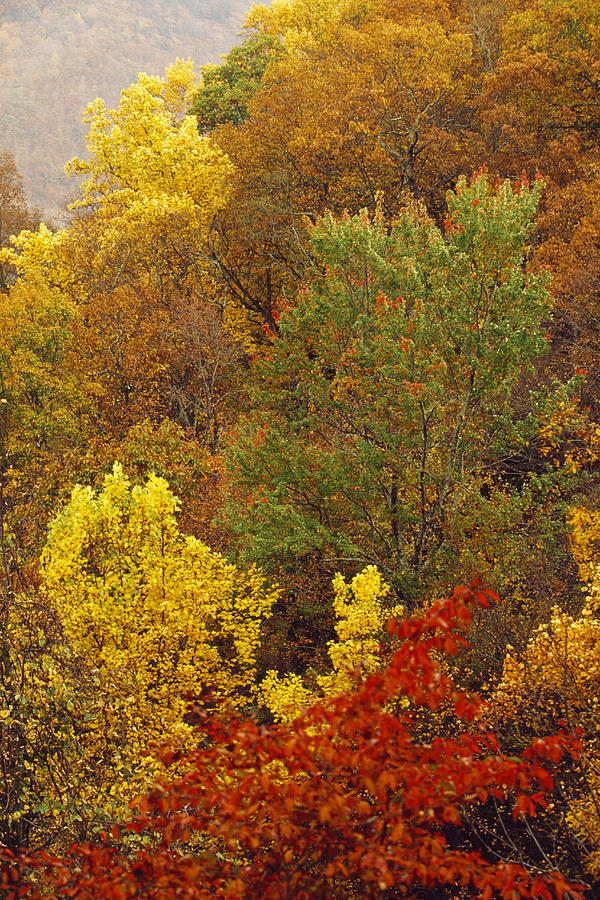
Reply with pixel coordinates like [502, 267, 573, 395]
[0, 0, 250, 218]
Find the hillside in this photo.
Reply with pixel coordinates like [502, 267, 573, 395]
[2, 0, 600, 894]
[0, 0, 250, 217]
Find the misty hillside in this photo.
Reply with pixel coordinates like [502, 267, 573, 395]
[0, 0, 250, 216]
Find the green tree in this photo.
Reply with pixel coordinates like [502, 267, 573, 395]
[192, 34, 283, 132]
[225, 175, 561, 605]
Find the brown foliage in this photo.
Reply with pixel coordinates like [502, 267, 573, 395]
[0, 151, 40, 292]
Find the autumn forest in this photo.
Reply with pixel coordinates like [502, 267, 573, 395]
[2, 0, 600, 897]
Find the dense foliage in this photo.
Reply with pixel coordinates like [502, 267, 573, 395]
[0, 466, 276, 852]
[2, 0, 600, 895]
[0, 584, 585, 900]
[224, 176, 559, 604]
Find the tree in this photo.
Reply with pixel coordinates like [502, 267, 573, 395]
[64, 278, 249, 451]
[62, 419, 213, 536]
[0, 151, 39, 292]
[224, 175, 559, 604]
[261, 565, 404, 723]
[334, 0, 475, 211]
[0, 278, 89, 556]
[3, 60, 232, 305]
[0, 574, 101, 855]
[34, 464, 277, 832]
[192, 34, 283, 132]
[2, 61, 250, 451]
[0, 384, 86, 854]
[472, 0, 600, 413]
[492, 502, 600, 883]
[201, 0, 479, 338]
[67, 282, 174, 433]
[0, 466, 277, 851]
[3, 583, 585, 899]
[480, 0, 600, 169]
[165, 294, 249, 452]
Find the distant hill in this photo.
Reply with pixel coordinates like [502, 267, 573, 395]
[0, 0, 251, 219]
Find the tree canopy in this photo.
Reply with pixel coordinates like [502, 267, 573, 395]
[3, 0, 600, 895]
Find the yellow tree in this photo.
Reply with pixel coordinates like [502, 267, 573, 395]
[492, 503, 600, 879]
[261, 566, 404, 724]
[245, 0, 375, 46]
[67, 58, 230, 299]
[27, 464, 278, 839]
[2, 59, 232, 304]
[1, 61, 247, 453]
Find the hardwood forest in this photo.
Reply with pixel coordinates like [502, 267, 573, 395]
[2, 0, 600, 896]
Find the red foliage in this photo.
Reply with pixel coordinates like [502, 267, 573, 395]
[1, 583, 586, 900]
